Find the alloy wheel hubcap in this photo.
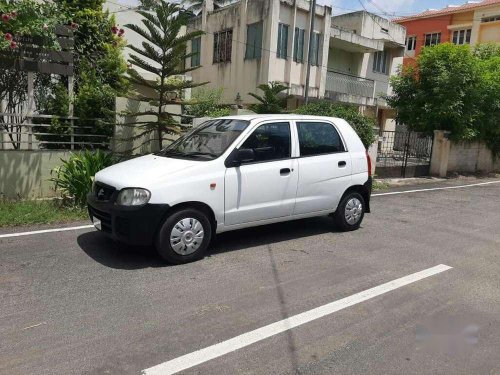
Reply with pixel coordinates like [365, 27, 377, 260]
[345, 198, 363, 225]
[170, 218, 204, 255]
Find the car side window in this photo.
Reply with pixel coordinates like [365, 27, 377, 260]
[296, 122, 345, 156]
[240, 122, 291, 162]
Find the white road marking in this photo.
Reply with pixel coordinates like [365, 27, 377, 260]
[22, 322, 47, 330]
[372, 180, 500, 197]
[142, 264, 452, 375]
[0, 225, 94, 239]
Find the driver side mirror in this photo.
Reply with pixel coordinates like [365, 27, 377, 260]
[227, 148, 255, 167]
[237, 148, 255, 164]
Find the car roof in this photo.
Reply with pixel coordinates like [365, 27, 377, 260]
[215, 114, 344, 122]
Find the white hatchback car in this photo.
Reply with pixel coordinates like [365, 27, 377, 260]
[88, 115, 372, 264]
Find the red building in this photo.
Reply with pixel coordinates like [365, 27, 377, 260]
[395, 0, 500, 65]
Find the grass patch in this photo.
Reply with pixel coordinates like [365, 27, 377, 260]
[372, 179, 390, 191]
[0, 200, 88, 228]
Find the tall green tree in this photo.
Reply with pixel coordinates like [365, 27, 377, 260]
[248, 81, 290, 114]
[387, 42, 500, 154]
[125, 0, 205, 150]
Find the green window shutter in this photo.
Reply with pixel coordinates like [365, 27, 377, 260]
[294, 28, 305, 63]
[255, 22, 263, 59]
[246, 24, 256, 59]
[311, 33, 320, 66]
[299, 29, 305, 63]
[191, 37, 201, 67]
[246, 22, 263, 59]
[277, 23, 288, 59]
[294, 27, 299, 61]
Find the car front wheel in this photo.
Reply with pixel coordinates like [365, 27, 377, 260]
[333, 192, 365, 231]
[156, 208, 212, 264]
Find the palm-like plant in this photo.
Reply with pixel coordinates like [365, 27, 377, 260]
[124, 0, 206, 151]
[248, 81, 291, 114]
[181, 0, 234, 15]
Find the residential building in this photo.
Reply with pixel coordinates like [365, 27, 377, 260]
[186, 0, 406, 131]
[395, 0, 500, 65]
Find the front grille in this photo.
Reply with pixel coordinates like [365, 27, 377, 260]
[89, 206, 112, 233]
[94, 182, 116, 202]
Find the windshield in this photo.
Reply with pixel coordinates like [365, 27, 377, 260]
[157, 119, 250, 160]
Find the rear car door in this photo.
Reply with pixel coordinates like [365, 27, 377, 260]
[293, 120, 352, 215]
[224, 121, 298, 226]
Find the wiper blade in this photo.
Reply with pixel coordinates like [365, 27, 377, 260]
[184, 151, 218, 158]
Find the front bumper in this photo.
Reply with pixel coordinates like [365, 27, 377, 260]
[87, 193, 170, 246]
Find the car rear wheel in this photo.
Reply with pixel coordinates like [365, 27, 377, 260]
[156, 208, 212, 264]
[334, 192, 365, 231]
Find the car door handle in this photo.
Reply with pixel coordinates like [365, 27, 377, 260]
[280, 168, 291, 175]
[338, 161, 347, 168]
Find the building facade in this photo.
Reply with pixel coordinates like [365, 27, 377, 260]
[186, 0, 406, 130]
[396, 0, 500, 65]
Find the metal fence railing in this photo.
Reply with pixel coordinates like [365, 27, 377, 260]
[325, 70, 375, 99]
[0, 113, 110, 151]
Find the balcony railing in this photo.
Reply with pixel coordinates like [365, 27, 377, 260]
[325, 70, 375, 99]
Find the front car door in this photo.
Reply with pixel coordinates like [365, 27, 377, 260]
[224, 121, 298, 226]
[293, 120, 352, 215]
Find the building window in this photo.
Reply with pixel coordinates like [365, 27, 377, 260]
[213, 29, 232, 63]
[373, 50, 389, 74]
[293, 27, 305, 63]
[481, 15, 500, 23]
[405, 36, 416, 51]
[191, 37, 201, 67]
[277, 23, 289, 59]
[311, 32, 321, 66]
[424, 32, 441, 47]
[452, 29, 471, 45]
[245, 22, 263, 60]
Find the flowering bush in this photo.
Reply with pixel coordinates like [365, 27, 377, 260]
[0, 0, 67, 51]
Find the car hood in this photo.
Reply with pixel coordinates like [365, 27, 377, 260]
[95, 154, 202, 190]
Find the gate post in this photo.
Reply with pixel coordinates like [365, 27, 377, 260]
[430, 130, 451, 177]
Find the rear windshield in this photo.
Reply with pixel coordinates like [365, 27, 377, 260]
[157, 119, 250, 160]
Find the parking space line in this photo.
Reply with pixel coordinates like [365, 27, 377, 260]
[142, 264, 452, 375]
[372, 181, 500, 197]
[0, 225, 94, 239]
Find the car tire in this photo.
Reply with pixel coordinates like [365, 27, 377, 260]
[155, 208, 212, 264]
[334, 191, 365, 232]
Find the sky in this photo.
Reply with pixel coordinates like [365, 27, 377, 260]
[322, 0, 464, 16]
[116, 0, 464, 17]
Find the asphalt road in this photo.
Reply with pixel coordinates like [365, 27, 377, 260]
[1, 180, 500, 375]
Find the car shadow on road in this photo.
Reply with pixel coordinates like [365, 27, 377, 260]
[210, 215, 340, 255]
[77, 216, 340, 270]
[77, 231, 165, 270]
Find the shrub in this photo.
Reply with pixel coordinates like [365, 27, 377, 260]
[186, 88, 230, 119]
[294, 101, 376, 148]
[50, 150, 115, 207]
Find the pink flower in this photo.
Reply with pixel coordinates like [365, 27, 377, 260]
[4, 33, 13, 41]
[10, 41, 17, 49]
[118, 28, 125, 36]
[2, 14, 10, 22]
[10, 11, 17, 18]
[111, 25, 118, 34]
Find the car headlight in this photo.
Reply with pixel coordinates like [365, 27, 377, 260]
[116, 188, 151, 206]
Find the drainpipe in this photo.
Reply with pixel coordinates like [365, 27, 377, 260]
[304, 0, 316, 104]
